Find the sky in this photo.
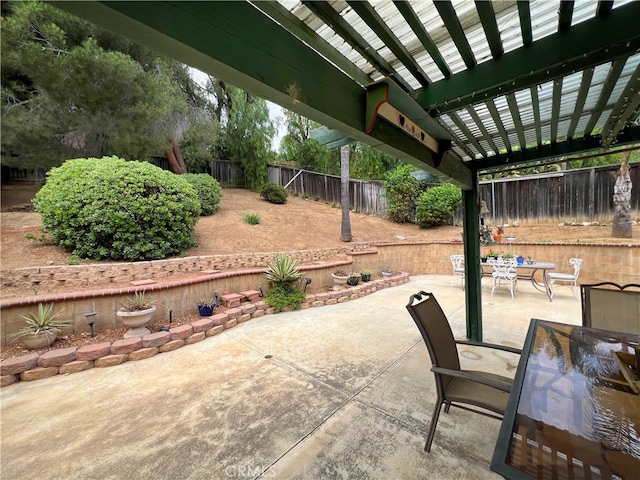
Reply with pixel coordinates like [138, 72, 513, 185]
[189, 68, 286, 151]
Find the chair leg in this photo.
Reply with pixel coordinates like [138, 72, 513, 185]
[425, 401, 443, 452]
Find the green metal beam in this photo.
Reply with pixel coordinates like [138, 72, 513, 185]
[584, 59, 625, 136]
[449, 112, 487, 157]
[52, 0, 472, 189]
[415, 1, 640, 113]
[251, 1, 372, 87]
[302, 1, 412, 92]
[558, 1, 574, 31]
[486, 100, 512, 152]
[529, 86, 542, 145]
[601, 62, 640, 147]
[462, 181, 483, 341]
[550, 78, 563, 142]
[434, 1, 476, 69]
[474, 125, 640, 170]
[517, 1, 532, 47]
[347, 1, 430, 86]
[475, 1, 503, 58]
[393, 0, 451, 78]
[466, 106, 499, 154]
[506, 93, 526, 147]
[309, 127, 353, 147]
[567, 68, 594, 140]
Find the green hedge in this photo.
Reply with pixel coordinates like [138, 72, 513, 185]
[34, 157, 201, 261]
[415, 183, 462, 228]
[181, 173, 222, 216]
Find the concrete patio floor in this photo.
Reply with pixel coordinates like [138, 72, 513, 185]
[0, 275, 582, 480]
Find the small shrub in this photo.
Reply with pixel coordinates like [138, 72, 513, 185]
[415, 183, 462, 228]
[264, 254, 304, 285]
[181, 173, 223, 216]
[262, 283, 306, 313]
[260, 182, 287, 204]
[244, 212, 261, 225]
[33, 157, 200, 261]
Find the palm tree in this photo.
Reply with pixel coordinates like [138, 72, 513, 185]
[612, 150, 632, 238]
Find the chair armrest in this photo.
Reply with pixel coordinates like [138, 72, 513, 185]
[430, 366, 512, 392]
[456, 339, 521, 355]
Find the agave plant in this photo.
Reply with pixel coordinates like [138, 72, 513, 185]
[11, 303, 70, 341]
[263, 254, 304, 286]
[120, 291, 156, 312]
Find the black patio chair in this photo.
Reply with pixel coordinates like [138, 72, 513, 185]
[406, 291, 521, 452]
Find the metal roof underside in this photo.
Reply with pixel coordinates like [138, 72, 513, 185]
[53, 0, 640, 191]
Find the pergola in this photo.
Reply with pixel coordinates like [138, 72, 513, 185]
[53, 0, 640, 340]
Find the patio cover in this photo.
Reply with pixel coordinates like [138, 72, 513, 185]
[51, 0, 640, 340]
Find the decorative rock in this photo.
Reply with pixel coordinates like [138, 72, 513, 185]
[224, 318, 238, 330]
[240, 304, 256, 315]
[0, 353, 39, 376]
[191, 318, 214, 333]
[205, 325, 224, 337]
[111, 337, 143, 355]
[220, 293, 242, 307]
[76, 342, 112, 361]
[312, 301, 325, 307]
[316, 293, 330, 302]
[255, 301, 269, 310]
[1, 375, 17, 387]
[226, 308, 241, 320]
[239, 290, 261, 302]
[337, 296, 349, 303]
[38, 347, 78, 367]
[238, 314, 251, 323]
[95, 354, 128, 368]
[159, 339, 185, 352]
[20, 366, 59, 381]
[142, 331, 170, 348]
[325, 298, 338, 305]
[59, 360, 93, 374]
[128, 347, 158, 361]
[170, 324, 193, 340]
[185, 332, 206, 344]
[251, 310, 265, 318]
[304, 294, 316, 303]
[211, 313, 229, 326]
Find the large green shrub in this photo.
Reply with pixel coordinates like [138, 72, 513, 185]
[415, 183, 462, 228]
[260, 182, 287, 204]
[33, 157, 201, 261]
[181, 173, 222, 216]
[383, 165, 422, 223]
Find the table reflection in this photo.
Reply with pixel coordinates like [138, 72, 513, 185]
[492, 320, 640, 479]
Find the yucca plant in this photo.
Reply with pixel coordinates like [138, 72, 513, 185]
[11, 303, 70, 342]
[264, 254, 304, 286]
[120, 291, 156, 312]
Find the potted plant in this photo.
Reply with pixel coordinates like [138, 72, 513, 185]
[493, 225, 504, 243]
[117, 291, 157, 338]
[10, 303, 71, 350]
[359, 268, 373, 282]
[347, 273, 361, 286]
[381, 267, 393, 278]
[197, 298, 217, 317]
[331, 268, 350, 287]
[527, 256, 535, 265]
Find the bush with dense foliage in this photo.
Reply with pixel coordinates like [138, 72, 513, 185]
[415, 183, 462, 228]
[260, 182, 288, 204]
[33, 157, 201, 261]
[181, 173, 222, 215]
[383, 165, 422, 223]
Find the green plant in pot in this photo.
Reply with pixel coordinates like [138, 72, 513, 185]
[359, 268, 373, 282]
[381, 266, 393, 277]
[11, 303, 71, 350]
[263, 254, 305, 313]
[117, 291, 157, 338]
[347, 273, 361, 286]
[197, 298, 217, 317]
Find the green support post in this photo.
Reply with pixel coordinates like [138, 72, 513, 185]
[462, 178, 483, 341]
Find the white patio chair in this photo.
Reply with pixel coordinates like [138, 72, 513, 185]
[488, 258, 518, 299]
[450, 254, 465, 289]
[548, 258, 583, 300]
